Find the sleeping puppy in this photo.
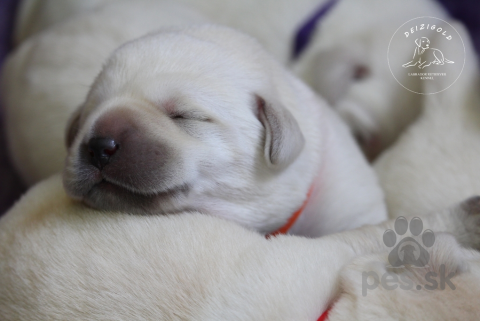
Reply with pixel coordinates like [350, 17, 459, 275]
[12, 0, 447, 160]
[62, 25, 386, 236]
[374, 23, 480, 219]
[1, 174, 480, 320]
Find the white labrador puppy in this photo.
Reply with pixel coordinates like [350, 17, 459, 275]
[374, 24, 480, 219]
[12, 0, 447, 159]
[4, 2, 387, 236]
[62, 25, 386, 236]
[1, 174, 479, 320]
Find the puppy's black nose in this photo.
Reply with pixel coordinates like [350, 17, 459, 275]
[88, 137, 119, 170]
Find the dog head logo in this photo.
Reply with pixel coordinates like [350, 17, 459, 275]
[388, 17, 465, 94]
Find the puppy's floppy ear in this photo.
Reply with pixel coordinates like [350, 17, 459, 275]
[65, 106, 83, 148]
[256, 95, 305, 170]
[415, 38, 421, 47]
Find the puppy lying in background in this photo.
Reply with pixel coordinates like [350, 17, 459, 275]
[291, 0, 447, 158]
[374, 24, 480, 219]
[3, 0, 209, 185]
[1, 174, 480, 320]
[62, 25, 386, 236]
[12, 0, 447, 159]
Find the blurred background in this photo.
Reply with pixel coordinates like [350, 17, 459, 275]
[0, 0, 478, 215]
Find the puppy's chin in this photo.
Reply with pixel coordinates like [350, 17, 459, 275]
[82, 180, 190, 214]
[63, 164, 191, 214]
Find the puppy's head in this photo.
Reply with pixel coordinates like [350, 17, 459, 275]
[293, 33, 424, 160]
[292, 40, 382, 157]
[415, 37, 430, 49]
[63, 26, 305, 228]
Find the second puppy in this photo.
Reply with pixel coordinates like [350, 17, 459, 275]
[374, 24, 480, 220]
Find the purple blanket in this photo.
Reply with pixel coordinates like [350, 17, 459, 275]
[0, 0, 479, 215]
[0, 0, 24, 215]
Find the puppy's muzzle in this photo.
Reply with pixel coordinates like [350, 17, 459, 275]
[88, 137, 119, 170]
[64, 105, 190, 208]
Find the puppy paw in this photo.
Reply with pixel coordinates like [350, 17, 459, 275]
[461, 196, 480, 215]
[457, 196, 480, 250]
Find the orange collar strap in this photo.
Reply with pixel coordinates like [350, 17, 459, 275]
[317, 307, 331, 321]
[267, 186, 314, 237]
[264, 186, 332, 321]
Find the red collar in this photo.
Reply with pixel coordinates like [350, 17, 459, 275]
[267, 186, 314, 237]
[317, 307, 331, 321]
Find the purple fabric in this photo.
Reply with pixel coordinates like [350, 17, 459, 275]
[0, 0, 25, 216]
[437, 0, 480, 54]
[292, 0, 339, 60]
[0, 0, 479, 216]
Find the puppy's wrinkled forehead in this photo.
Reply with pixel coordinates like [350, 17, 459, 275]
[88, 28, 269, 114]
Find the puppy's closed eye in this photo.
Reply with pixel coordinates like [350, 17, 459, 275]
[169, 110, 215, 138]
[170, 110, 212, 122]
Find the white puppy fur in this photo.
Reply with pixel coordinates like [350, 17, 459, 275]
[1, 174, 480, 320]
[165, 0, 447, 158]
[3, 3, 386, 236]
[374, 23, 480, 219]
[291, 0, 447, 158]
[2, 0, 209, 185]
[62, 25, 386, 236]
[331, 233, 480, 320]
[12, 0, 447, 159]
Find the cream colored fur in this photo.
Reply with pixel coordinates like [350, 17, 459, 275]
[3, 0, 209, 185]
[374, 24, 480, 219]
[166, 0, 446, 157]
[331, 234, 480, 320]
[291, 0, 446, 157]
[1, 175, 479, 320]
